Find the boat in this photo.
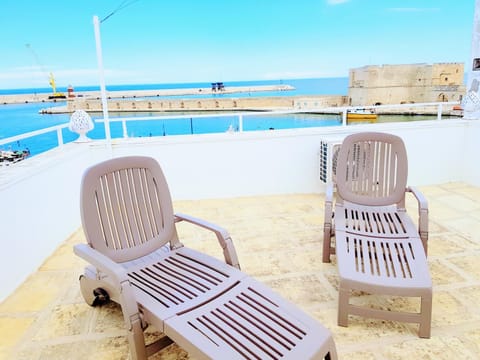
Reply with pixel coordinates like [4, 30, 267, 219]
[347, 109, 378, 122]
[0, 149, 30, 165]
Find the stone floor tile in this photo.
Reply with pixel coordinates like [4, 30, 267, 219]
[462, 328, 480, 356]
[428, 233, 479, 257]
[449, 254, 480, 281]
[264, 273, 335, 307]
[32, 303, 91, 341]
[429, 259, 466, 286]
[0, 317, 35, 356]
[1, 185, 480, 359]
[0, 272, 74, 313]
[442, 217, 480, 243]
[92, 302, 126, 333]
[435, 194, 480, 213]
[432, 291, 479, 327]
[382, 336, 478, 359]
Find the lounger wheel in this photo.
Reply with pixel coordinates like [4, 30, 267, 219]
[79, 275, 110, 306]
[92, 287, 110, 306]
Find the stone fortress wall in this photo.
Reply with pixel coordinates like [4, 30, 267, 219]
[348, 62, 465, 106]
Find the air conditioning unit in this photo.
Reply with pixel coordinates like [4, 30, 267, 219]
[319, 138, 343, 184]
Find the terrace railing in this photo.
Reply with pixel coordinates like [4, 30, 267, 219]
[0, 101, 461, 159]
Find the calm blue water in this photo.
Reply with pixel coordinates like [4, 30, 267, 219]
[0, 104, 343, 156]
[0, 77, 349, 96]
[0, 78, 349, 156]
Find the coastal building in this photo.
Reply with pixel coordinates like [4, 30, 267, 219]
[348, 63, 466, 106]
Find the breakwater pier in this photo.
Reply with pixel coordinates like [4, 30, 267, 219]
[0, 84, 294, 106]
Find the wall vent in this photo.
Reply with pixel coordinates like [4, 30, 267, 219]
[319, 139, 343, 184]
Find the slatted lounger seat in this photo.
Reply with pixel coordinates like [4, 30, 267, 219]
[322, 132, 432, 338]
[75, 156, 337, 359]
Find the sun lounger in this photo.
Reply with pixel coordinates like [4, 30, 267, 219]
[75, 156, 337, 359]
[322, 132, 432, 338]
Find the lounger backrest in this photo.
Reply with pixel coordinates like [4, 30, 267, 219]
[336, 132, 408, 206]
[80, 156, 178, 262]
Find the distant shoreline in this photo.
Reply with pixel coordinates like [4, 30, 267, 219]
[0, 77, 350, 96]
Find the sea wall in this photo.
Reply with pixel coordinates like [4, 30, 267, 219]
[0, 93, 66, 105]
[61, 94, 346, 113]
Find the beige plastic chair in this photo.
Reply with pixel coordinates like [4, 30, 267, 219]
[74, 156, 337, 360]
[322, 132, 432, 338]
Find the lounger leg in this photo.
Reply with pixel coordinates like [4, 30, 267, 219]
[127, 318, 147, 360]
[325, 336, 339, 360]
[323, 191, 334, 263]
[337, 286, 349, 327]
[117, 280, 148, 360]
[419, 293, 432, 338]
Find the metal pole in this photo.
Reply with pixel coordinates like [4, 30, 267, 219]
[93, 15, 111, 145]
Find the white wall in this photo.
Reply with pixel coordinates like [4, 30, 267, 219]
[108, 119, 474, 199]
[464, 120, 480, 185]
[0, 146, 91, 301]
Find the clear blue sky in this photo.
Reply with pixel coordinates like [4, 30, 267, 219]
[0, 0, 475, 89]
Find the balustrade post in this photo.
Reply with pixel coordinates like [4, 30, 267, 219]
[57, 128, 64, 147]
[342, 109, 347, 126]
[122, 119, 128, 138]
[238, 114, 243, 132]
[437, 103, 443, 120]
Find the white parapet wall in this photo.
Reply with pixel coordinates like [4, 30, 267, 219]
[1, 118, 479, 301]
[102, 118, 477, 199]
[0, 145, 92, 301]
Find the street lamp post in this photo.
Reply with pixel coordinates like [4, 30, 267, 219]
[93, 15, 111, 144]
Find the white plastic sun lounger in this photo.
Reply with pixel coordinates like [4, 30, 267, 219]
[322, 132, 432, 338]
[74, 156, 337, 359]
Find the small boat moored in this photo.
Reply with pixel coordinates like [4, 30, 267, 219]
[0, 149, 30, 166]
[347, 109, 378, 122]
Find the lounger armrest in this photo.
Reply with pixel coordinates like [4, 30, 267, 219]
[74, 243, 129, 283]
[406, 186, 429, 254]
[74, 244, 143, 332]
[407, 186, 428, 211]
[174, 213, 241, 270]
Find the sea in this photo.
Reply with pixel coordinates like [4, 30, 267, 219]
[0, 77, 349, 96]
[0, 77, 436, 157]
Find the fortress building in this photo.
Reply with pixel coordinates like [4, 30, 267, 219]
[348, 63, 465, 106]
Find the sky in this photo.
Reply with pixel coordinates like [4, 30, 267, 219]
[0, 0, 476, 89]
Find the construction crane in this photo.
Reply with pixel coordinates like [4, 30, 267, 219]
[25, 43, 66, 99]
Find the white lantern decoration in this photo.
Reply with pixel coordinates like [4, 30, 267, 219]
[69, 110, 94, 142]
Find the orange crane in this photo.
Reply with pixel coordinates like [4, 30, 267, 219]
[25, 43, 66, 99]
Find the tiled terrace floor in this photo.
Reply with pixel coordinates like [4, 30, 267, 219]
[1, 182, 480, 359]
